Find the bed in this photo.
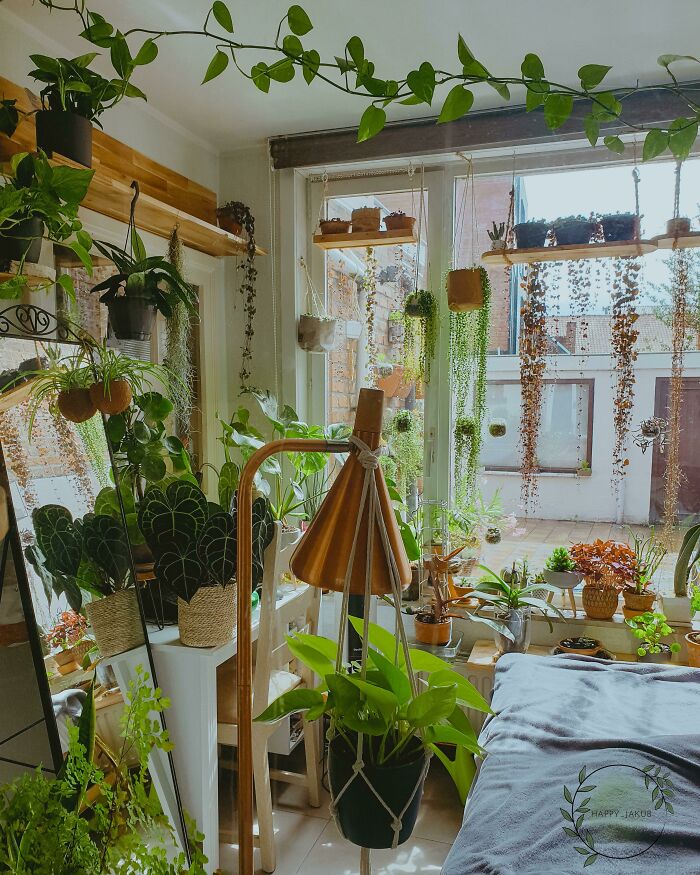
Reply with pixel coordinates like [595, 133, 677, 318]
[442, 654, 700, 874]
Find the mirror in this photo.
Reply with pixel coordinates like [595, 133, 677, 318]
[0, 315, 192, 864]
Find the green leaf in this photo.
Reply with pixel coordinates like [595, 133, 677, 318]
[357, 104, 386, 142]
[141, 454, 167, 482]
[488, 80, 510, 101]
[457, 35, 474, 66]
[578, 63, 611, 89]
[428, 668, 491, 712]
[658, 53, 700, 70]
[138, 391, 173, 423]
[344, 673, 399, 712]
[583, 114, 600, 146]
[604, 135, 625, 154]
[521, 53, 545, 80]
[283, 35, 303, 57]
[57, 273, 76, 303]
[406, 684, 457, 727]
[268, 58, 295, 83]
[302, 49, 320, 84]
[292, 632, 338, 663]
[348, 616, 404, 666]
[251, 62, 271, 93]
[560, 808, 573, 822]
[367, 647, 412, 704]
[562, 827, 579, 837]
[437, 85, 474, 124]
[544, 93, 574, 130]
[584, 855, 598, 867]
[212, 1, 234, 33]
[254, 688, 324, 723]
[669, 117, 699, 160]
[286, 635, 336, 681]
[564, 786, 573, 803]
[406, 62, 436, 104]
[203, 50, 229, 84]
[591, 91, 621, 121]
[346, 36, 364, 69]
[134, 38, 158, 66]
[68, 241, 93, 275]
[287, 5, 313, 36]
[525, 82, 548, 112]
[110, 33, 133, 79]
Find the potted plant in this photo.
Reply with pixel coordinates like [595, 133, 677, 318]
[139, 479, 273, 647]
[44, 609, 90, 675]
[577, 459, 592, 477]
[383, 210, 415, 231]
[626, 611, 681, 663]
[557, 636, 602, 656]
[552, 214, 596, 246]
[447, 265, 486, 312]
[402, 290, 437, 384]
[351, 206, 381, 232]
[513, 218, 549, 249]
[298, 313, 337, 352]
[662, 523, 700, 623]
[569, 539, 637, 620]
[87, 341, 170, 415]
[90, 190, 197, 341]
[0, 150, 93, 272]
[666, 217, 691, 236]
[484, 526, 501, 544]
[487, 221, 506, 250]
[29, 49, 145, 167]
[255, 618, 489, 849]
[472, 564, 564, 655]
[685, 585, 700, 667]
[622, 529, 666, 618]
[454, 415, 476, 466]
[318, 217, 351, 235]
[488, 418, 506, 437]
[543, 546, 582, 589]
[600, 211, 640, 242]
[24, 347, 96, 429]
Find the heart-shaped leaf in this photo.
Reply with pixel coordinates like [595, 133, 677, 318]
[154, 541, 205, 602]
[197, 512, 236, 585]
[139, 480, 209, 554]
[32, 505, 82, 577]
[81, 514, 131, 590]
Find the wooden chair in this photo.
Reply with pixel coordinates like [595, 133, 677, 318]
[216, 523, 322, 873]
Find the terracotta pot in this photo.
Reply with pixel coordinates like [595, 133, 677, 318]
[666, 217, 691, 236]
[53, 648, 80, 675]
[383, 214, 415, 231]
[582, 579, 619, 620]
[447, 268, 484, 312]
[89, 380, 132, 415]
[319, 219, 351, 235]
[622, 589, 655, 614]
[557, 637, 602, 656]
[414, 615, 451, 646]
[216, 212, 243, 236]
[685, 631, 700, 668]
[298, 314, 337, 353]
[57, 388, 97, 423]
[351, 207, 381, 233]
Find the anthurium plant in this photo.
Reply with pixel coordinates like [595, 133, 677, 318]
[255, 618, 489, 800]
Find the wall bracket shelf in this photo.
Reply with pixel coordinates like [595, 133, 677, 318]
[481, 239, 658, 265]
[313, 228, 417, 250]
[652, 232, 700, 250]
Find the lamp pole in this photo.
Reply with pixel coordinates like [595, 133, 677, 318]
[236, 438, 350, 875]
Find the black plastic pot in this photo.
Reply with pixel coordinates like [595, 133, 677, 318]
[601, 214, 638, 242]
[513, 221, 549, 249]
[0, 217, 43, 265]
[328, 734, 427, 849]
[106, 296, 158, 341]
[553, 220, 595, 246]
[35, 110, 93, 168]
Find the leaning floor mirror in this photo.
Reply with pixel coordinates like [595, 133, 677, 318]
[0, 303, 193, 868]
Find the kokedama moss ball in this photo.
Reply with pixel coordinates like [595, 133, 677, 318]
[489, 420, 506, 437]
[485, 527, 502, 544]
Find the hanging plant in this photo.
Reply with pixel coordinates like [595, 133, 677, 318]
[383, 408, 423, 500]
[402, 289, 437, 384]
[217, 201, 257, 390]
[488, 419, 506, 438]
[298, 256, 337, 353]
[519, 263, 548, 513]
[75, 413, 110, 488]
[164, 227, 195, 444]
[450, 268, 492, 503]
[610, 256, 641, 488]
[362, 246, 379, 385]
[454, 415, 476, 475]
[447, 267, 485, 312]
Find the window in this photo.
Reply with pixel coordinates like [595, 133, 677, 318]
[482, 379, 593, 473]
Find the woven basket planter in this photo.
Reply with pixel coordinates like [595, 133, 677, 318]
[622, 589, 655, 615]
[582, 577, 620, 620]
[86, 589, 144, 658]
[351, 207, 381, 232]
[178, 584, 236, 648]
[447, 269, 484, 312]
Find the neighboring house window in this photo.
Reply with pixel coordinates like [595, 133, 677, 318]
[482, 379, 593, 473]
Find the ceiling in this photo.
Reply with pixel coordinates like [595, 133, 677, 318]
[4, 0, 700, 152]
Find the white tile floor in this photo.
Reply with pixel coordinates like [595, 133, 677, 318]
[218, 749, 464, 875]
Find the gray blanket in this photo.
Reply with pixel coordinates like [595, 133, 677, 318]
[442, 654, 700, 874]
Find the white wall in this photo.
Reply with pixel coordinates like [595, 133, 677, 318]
[482, 353, 700, 524]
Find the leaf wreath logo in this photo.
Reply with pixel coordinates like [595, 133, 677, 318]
[561, 763, 676, 867]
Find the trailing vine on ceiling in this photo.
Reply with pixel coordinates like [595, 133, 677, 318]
[519, 262, 549, 514]
[33, 2, 700, 160]
[610, 256, 641, 491]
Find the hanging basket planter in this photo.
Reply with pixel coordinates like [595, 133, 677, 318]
[35, 110, 93, 168]
[319, 218, 351, 235]
[0, 217, 44, 266]
[447, 267, 484, 312]
[89, 380, 133, 415]
[351, 207, 381, 232]
[666, 217, 691, 236]
[106, 295, 158, 342]
[57, 388, 97, 423]
[298, 314, 337, 353]
[383, 211, 415, 231]
[328, 733, 428, 849]
[488, 419, 506, 438]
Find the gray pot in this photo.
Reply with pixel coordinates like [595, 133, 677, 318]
[494, 607, 531, 654]
[543, 569, 582, 590]
[298, 314, 337, 353]
[637, 644, 673, 664]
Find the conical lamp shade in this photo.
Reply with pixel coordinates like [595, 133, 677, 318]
[290, 388, 411, 595]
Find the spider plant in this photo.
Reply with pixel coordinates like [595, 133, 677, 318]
[473, 564, 565, 629]
[23, 346, 93, 434]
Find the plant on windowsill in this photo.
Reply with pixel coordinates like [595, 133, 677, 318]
[383, 210, 415, 231]
[577, 459, 592, 477]
[552, 214, 596, 246]
[0, 151, 93, 297]
[543, 546, 582, 590]
[255, 617, 491, 829]
[626, 611, 681, 663]
[600, 211, 640, 242]
[513, 218, 550, 249]
[28, 42, 150, 167]
[622, 528, 667, 618]
[403, 289, 436, 384]
[487, 221, 506, 251]
[44, 609, 91, 675]
[570, 539, 638, 621]
[663, 523, 700, 624]
[138, 479, 273, 647]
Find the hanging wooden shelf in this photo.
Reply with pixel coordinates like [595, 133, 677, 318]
[0, 263, 56, 290]
[313, 228, 417, 250]
[652, 232, 700, 250]
[481, 239, 658, 265]
[0, 378, 36, 413]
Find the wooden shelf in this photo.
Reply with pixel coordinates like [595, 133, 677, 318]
[0, 263, 56, 289]
[0, 378, 36, 413]
[481, 239, 658, 265]
[652, 232, 700, 250]
[313, 228, 417, 250]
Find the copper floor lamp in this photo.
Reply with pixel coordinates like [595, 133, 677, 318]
[235, 388, 410, 875]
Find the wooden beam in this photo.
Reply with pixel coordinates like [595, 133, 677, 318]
[269, 86, 700, 170]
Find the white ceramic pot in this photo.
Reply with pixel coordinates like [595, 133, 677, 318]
[543, 569, 583, 590]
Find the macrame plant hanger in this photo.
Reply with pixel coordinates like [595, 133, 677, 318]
[299, 256, 329, 319]
[452, 154, 476, 270]
[325, 433, 430, 875]
[412, 165, 426, 294]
